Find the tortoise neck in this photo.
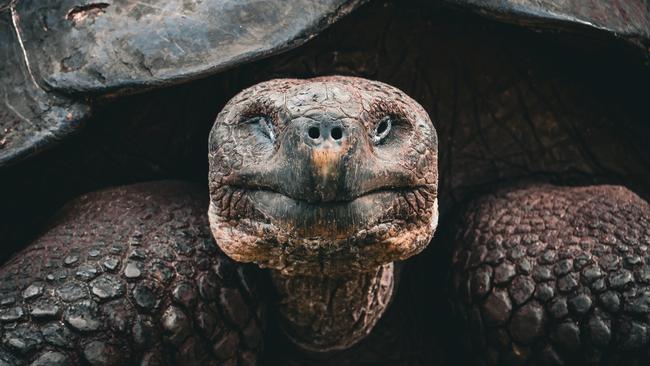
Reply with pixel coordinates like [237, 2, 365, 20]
[269, 263, 395, 353]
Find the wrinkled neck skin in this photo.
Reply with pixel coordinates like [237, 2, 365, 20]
[270, 262, 395, 353]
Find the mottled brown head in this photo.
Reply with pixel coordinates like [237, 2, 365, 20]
[208, 76, 438, 275]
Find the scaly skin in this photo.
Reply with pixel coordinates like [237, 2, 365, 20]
[268, 264, 395, 352]
[0, 181, 264, 365]
[451, 184, 650, 365]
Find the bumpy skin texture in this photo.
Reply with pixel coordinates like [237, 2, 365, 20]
[208, 76, 438, 276]
[0, 181, 264, 365]
[451, 184, 650, 365]
[268, 263, 395, 352]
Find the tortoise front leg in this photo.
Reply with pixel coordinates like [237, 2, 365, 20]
[0, 181, 265, 366]
[450, 184, 650, 365]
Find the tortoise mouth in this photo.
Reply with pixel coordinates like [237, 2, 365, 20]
[229, 184, 427, 203]
[208, 184, 438, 275]
[208, 158, 438, 275]
[222, 184, 432, 239]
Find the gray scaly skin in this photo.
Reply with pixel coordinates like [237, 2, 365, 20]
[0, 181, 264, 365]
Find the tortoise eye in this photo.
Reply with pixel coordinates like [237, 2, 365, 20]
[248, 116, 275, 143]
[372, 116, 393, 144]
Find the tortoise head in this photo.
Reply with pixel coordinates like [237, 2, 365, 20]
[208, 76, 438, 275]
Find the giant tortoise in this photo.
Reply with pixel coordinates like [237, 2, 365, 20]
[1, 0, 649, 365]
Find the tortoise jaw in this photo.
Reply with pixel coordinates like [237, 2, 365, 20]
[207, 186, 438, 276]
[246, 186, 428, 238]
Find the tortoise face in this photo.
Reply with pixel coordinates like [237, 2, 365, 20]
[208, 76, 438, 275]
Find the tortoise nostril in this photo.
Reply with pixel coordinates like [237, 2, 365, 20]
[308, 127, 320, 139]
[331, 127, 343, 140]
